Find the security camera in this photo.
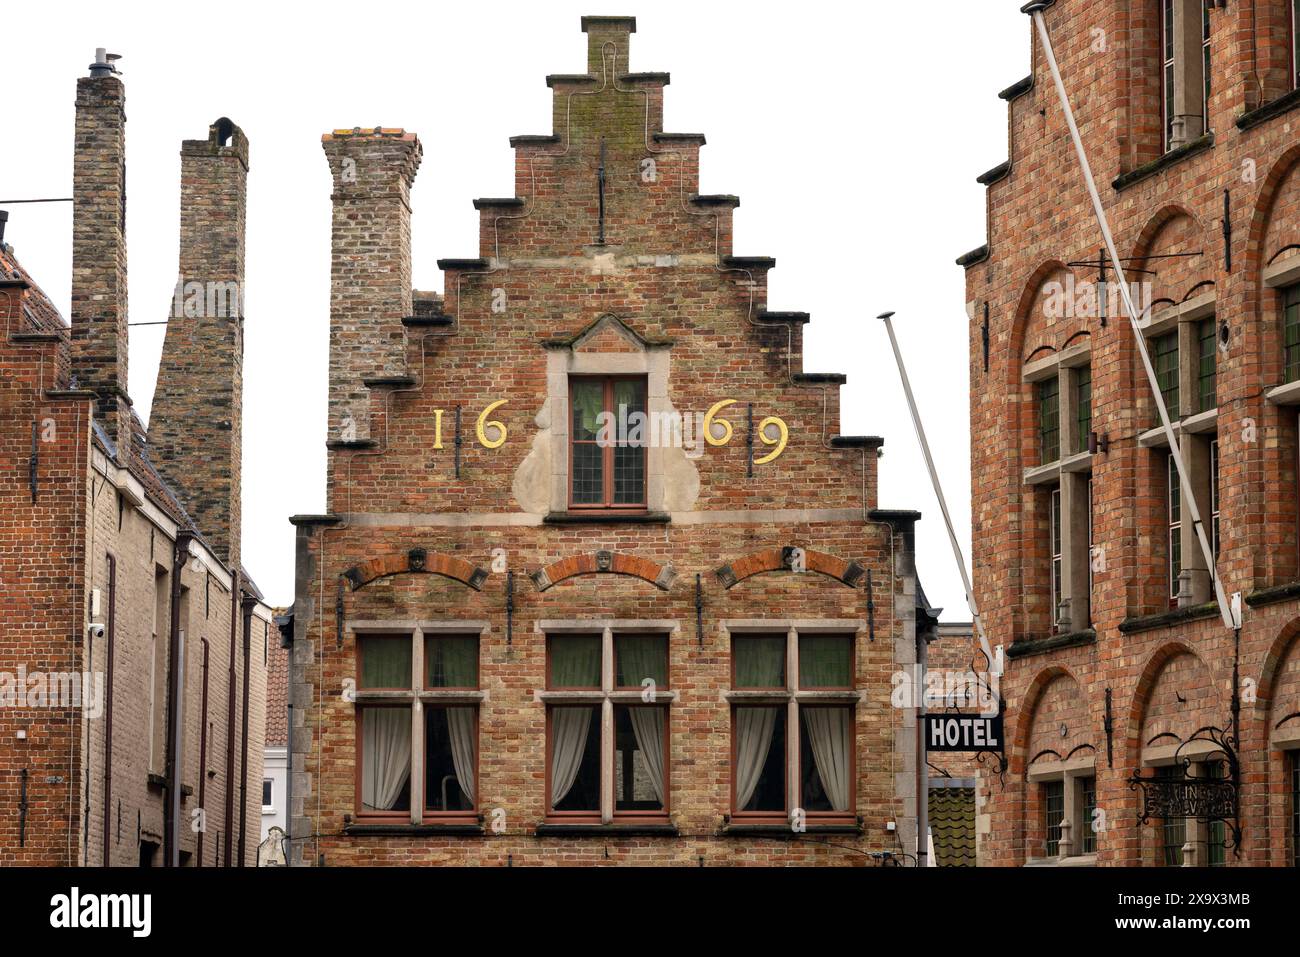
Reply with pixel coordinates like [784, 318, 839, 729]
[87, 622, 105, 640]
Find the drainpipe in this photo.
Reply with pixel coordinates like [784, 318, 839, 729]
[101, 554, 117, 866]
[238, 595, 255, 866]
[164, 532, 193, 867]
[196, 638, 210, 867]
[223, 569, 240, 866]
[916, 628, 929, 869]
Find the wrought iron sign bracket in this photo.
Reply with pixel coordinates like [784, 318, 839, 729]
[1128, 723, 1242, 858]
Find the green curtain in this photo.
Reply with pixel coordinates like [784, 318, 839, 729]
[615, 635, 667, 687]
[426, 636, 478, 688]
[571, 381, 605, 439]
[799, 636, 852, 688]
[551, 635, 601, 687]
[613, 380, 644, 417]
[360, 636, 411, 689]
[735, 636, 785, 687]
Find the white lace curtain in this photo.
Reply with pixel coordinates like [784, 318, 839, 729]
[802, 707, 851, 812]
[550, 637, 601, 806]
[735, 707, 778, 809]
[361, 708, 411, 811]
[446, 707, 476, 804]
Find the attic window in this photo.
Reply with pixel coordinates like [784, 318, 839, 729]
[569, 377, 647, 510]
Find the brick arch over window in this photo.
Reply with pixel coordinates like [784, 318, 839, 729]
[1259, 618, 1300, 728]
[1007, 260, 1071, 391]
[1128, 204, 1214, 310]
[1006, 261, 1080, 644]
[342, 548, 489, 592]
[1016, 667, 1093, 775]
[1124, 641, 1218, 763]
[713, 546, 866, 590]
[530, 550, 676, 592]
[1243, 145, 1300, 587]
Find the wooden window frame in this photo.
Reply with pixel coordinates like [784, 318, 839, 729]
[542, 627, 674, 825]
[1152, 330, 1180, 422]
[1291, 750, 1300, 866]
[567, 375, 648, 512]
[727, 628, 858, 826]
[1198, 318, 1217, 413]
[1168, 453, 1183, 603]
[1038, 377, 1060, 465]
[1162, 0, 1177, 151]
[1078, 775, 1098, 854]
[1075, 365, 1092, 456]
[1043, 779, 1065, 857]
[352, 627, 483, 824]
[1293, 0, 1300, 90]
[1284, 284, 1300, 383]
[1050, 485, 1063, 622]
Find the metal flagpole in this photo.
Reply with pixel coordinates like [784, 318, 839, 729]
[881, 310, 999, 869]
[1023, 1, 1238, 633]
[880, 312, 999, 679]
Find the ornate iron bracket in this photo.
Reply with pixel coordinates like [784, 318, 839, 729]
[1128, 722, 1242, 858]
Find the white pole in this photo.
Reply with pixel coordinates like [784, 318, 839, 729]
[1026, 3, 1236, 631]
[880, 312, 999, 678]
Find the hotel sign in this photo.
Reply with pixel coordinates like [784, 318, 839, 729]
[924, 713, 1004, 753]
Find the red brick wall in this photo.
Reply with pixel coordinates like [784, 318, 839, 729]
[965, 0, 1300, 865]
[291, 16, 924, 867]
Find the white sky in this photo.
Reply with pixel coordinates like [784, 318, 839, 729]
[2, 1, 1028, 611]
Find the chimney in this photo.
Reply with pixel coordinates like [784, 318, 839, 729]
[321, 128, 422, 446]
[71, 49, 131, 454]
[147, 118, 249, 568]
[0, 210, 8, 246]
[581, 16, 635, 74]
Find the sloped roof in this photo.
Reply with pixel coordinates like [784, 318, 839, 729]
[265, 637, 288, 747]
[0, 244, 69, 337]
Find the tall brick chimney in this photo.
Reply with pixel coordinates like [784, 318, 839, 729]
[321, 128, 422, 443]
[71, 49, 131, 454]
[148, 118, 248, 568]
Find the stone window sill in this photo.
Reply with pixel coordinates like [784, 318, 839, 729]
[1113, 133, 1214, 192]
[1118, 602, 1218, 634]
[544, 511, 670, 525]
[534, 822, 678, 837]
[343, 822, 484, 837]
[719, 822, 862, 837]
[1237, 88, 1300, 132]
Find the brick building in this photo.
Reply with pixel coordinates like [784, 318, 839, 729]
[0, 52, 273, 865]
[286, 15, 938, 867]
[961, 0, 1300, 865]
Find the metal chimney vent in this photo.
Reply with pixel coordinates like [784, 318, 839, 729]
[88, 48, 122, 78]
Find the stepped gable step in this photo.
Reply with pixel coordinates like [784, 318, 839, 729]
[437, 258, 491, 271]
[0, 277, 32, 290]
[999, 75, 1033, 100]
[793, 372, 847, 385]
[977, 160, 1010, 185]
[830, 435, 884, 449]
[722, 256, 775, 270]
[653, 132, 706, 145]
[402, 314, 453, 328]
[956, 244, 990, 268]
[10, 331, 62, 343]
[546, 74, 598, 88]
[756, 311, 810, 325]
[362, 375, 417, 389]
[326, 438, 379, 451]
[690, 194, 739, 209]
[510, 134, 561, 147]
[620, 72, 669, 84]
[473, 197, 526, 209]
